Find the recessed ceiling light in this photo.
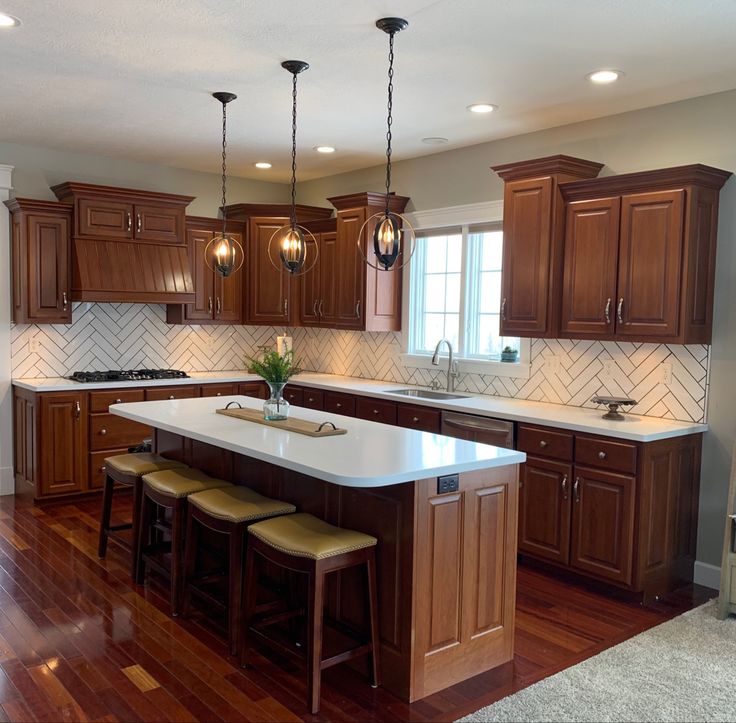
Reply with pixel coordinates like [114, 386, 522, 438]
[314, 146, 336, 153]
[467, 103, 497, 114]
[0, 12, 20, 27]
[254, 162, 272, 169]
[422, 137, 449, 145]
[587, 69, 623, 84]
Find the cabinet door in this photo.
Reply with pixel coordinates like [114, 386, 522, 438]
[299, 234, 321, 326]
[27, 213, 72, 323]
[184, 228, 215, 321]
[214, 233, 243, 323]
[561, 197, 620, 337]
[77, 198, 133, 239]
[570, 466, 635, 584]
[238, 382, 267, 399]
[355, 397, 398, 425]
[518, 457, 572, 564]
[319, 231, 338, 326]
[144, 386, 200, 401]
[134, 204, 182, 243]
[200, 383, 238, 398]
[499, 177, 553, 335]
[335, 209, 366, 329]
[246, 217, 292, 325]
[39, 393, 86, 496]
[616, 190, 684, 338]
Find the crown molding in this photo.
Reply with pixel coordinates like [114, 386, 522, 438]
[404, 200, 503, 230]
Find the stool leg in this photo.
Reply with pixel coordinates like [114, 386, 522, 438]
[170, 498, 186, 617]
[306, 565, 325, 715]
[228, 523, 245, 656]
[130, 478, 143, 581]
[181, 505, 199, 618]
[366, 554, 381, 688]
[97, 474, 115, 558]
[135, 491, 153, 585]
[239, 544, 258, 668]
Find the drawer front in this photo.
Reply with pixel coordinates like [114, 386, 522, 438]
[89, 414, 152, 451]
[397, 404, 441, 433]
[324, 391, 356, 417]
[89, 449, 128, 490]
[200, 383, 238, 398]
[89, 389, 144, 413]
[518, 424, 573, 461]
[238, 382, 266, 399]
[283, 386, 304, 406]
[356, 397, 398, 425]
[302, 389, 325, 410]
[575, 435, 638, 474]
[145, 385, 200, 401]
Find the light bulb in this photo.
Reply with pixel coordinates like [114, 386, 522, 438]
[279, 227, 306, 272]
[377, 217, 397, 255]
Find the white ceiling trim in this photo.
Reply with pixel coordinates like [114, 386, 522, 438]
[405, 200, 503, 231]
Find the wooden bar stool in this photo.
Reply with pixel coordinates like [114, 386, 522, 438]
[240, 512, 380, 714]
[136, 467, 231, 615]
[97, 452, 188, 579]
[182, 486, 296, 654]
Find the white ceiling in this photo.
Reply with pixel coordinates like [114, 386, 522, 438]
[2, 0, 736, 182]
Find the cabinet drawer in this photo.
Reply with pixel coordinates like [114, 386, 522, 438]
[283, 386, 304, 406]
[302, 389, 325, 410]
[89, 449, 128, 490]
[324, 391, 356, 417]
[356, 397, 397, 425]
[518, 424, 573, 461]
[145, 385, 200, 401]
[89, 414, 151, 451]
[575, 435, 638, 474]
[200, 383, 238, 398]
[238, 382, 266, 399]
[397, 404, 441, 433]
[89, 389, 144, 413]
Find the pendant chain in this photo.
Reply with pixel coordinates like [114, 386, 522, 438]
[221, 101, 228, 238]
[290, 71, 298, 229]
[384, 31, 395, 218]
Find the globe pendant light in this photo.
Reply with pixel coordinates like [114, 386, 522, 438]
[358, 17, 416, 272]
[268, 60, 318, 276]
[205, 92, 244, 278]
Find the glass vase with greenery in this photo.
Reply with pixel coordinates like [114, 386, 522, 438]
[246, 348, 302, 420]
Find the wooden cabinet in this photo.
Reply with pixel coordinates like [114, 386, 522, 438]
[238, 382, 267, 399]
[200, 383, 238, 398]
[324, 391, 356, 417]
[396, 404, 441, 433]
[356, 397, 398, 425]
[327, 192, 410, 332]
[6, 199, 73, 324]
[144, 386, 200, 401]
[77, 197, 133, 239]
[299, 221, 338, 327]
[559, 165, 731, 343]
[491, 156, 604, 337]
[166, 217, 244, 325]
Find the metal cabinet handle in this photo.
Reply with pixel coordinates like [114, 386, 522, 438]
[100, 428, 107, 435]
[62, 291, 68, 311]
[74, 401, 81, 419]
[208, 297, 213, 314]
[604, 297, 611, 324]
[617, 298, 624, 324]
[127, 212, 132, 232]
[539, 440, 548, 448]
[318, 299, 324, 317]
[598, 451, 607, 460]
[284, 298, 288, 316]
[216, 297, 221, 316]
[501, 298, 507, 321]
[136, 213, 142, 233]
[355, 300, 361, 318]
[573, 477, 580, 503]
[561, 474, 568, 500]
[313, 299, 319, 316]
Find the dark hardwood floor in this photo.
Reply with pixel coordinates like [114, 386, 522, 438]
[0, 493, 714, 723]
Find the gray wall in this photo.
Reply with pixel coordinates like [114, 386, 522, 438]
[300, 89, 736, 568]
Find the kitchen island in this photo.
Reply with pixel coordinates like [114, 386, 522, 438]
[111, 394, 526, 702]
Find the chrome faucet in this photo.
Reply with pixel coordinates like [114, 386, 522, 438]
[431, 339, 458, 392]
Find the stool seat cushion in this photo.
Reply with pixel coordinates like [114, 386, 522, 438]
[188, 486, 296, 523]
[143, 468, 232, 498]
[105, 452, 187, 477]
[248, 512, 377, 560]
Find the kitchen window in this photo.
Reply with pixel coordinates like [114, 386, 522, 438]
[405, 223, 529, 377]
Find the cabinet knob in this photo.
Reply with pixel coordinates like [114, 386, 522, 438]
[100, 429, 107, 435]
[169, 395, 175, 400]
[598, 451, 607, 460]
[216, 392, 222, 397]
[373, 409, 379, 415]
[308, 397, 314, 403]
[100, 466, 106, 472]
[412, 416, 419, 423]
[336, 403, 342, 408]
[115, 398, 122, 404]
[539, 440, 548, 448]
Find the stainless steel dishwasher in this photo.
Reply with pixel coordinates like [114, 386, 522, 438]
[440, 411, 515, 448]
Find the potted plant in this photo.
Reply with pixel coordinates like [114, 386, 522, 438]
[500, 346, 518, 363]
[246, 348, 302, 420]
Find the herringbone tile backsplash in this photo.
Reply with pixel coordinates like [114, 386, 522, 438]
[11, 303, 710, 423]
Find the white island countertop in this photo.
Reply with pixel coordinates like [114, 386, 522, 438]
[110, 394, 526, 488]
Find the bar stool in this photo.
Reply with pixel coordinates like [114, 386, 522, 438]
[240, 512, 380, 714]
[182, 486, 296, 654]
[136, 467, 232, 615]
[97, 452, 188, 579]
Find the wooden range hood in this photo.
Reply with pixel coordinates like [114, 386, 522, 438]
[51, 182, 196, 304]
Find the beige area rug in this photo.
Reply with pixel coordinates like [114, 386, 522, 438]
[458, 600, 736, 722]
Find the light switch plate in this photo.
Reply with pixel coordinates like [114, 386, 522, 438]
[660, 362, 673, 386]
[602, 359, 615, 378]
[545, 355, 561, 373]
[28, 338, 41, 353]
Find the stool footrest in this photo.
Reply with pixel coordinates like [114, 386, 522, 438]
[321, 643, 372, 671]
[106, 523, 133, 533]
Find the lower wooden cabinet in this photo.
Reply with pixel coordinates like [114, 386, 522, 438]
[39, 392, 87, 496]
[238, 382, 267, 399]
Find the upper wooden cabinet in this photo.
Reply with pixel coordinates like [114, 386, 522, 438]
[6, 198, 74, 324]
[327, 192, 410, 332]
[491, 156, 604, 337]
[560, 165, 731, 343]
[166, 216, 244, 325]
[298, 218, 338, 327]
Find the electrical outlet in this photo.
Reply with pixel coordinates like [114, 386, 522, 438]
[437, 474, 459, 495]
[660, 362, 673, 386]
[601, 359, 615, 378]
[545, 355, 561, 373]
[28, 338, 41, 354]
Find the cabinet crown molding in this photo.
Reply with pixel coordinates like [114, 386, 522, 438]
[491, 155, 604, 182]
[327, 191, 410, 212]
[51, 181, 195, 207]
[4, 197, 73, 214]
[223, 203, 333, 222]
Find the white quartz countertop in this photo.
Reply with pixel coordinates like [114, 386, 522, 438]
[110, 395, 525, 488]
[13, 370, 707, 442]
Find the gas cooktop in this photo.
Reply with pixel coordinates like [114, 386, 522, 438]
[67, 369, 190, 383]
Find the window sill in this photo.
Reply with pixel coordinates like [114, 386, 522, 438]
[400, 353, 531, 379]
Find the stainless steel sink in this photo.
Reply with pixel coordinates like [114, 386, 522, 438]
[385, 388, 467, 400]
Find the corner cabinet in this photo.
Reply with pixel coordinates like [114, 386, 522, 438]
[491, 156, 604, 337]
[6, 198, 74, 324]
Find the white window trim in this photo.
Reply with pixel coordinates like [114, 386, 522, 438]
[400, 200, 531, 380]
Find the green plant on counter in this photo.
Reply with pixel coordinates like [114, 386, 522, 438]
[246, 348, 302, 383]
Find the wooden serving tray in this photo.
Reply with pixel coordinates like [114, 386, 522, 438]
[216, 407, 347, 437]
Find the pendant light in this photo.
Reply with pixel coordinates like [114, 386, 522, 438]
[268, 60, 318, 276]
[358, 17, 416, 272]
[205, 92, 244, 278]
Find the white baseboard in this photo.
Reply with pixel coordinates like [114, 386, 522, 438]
[694, 561, 721, 590]
[0, 466, 13, 496]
